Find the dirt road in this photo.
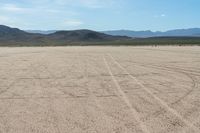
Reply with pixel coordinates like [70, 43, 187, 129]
[0, 46, 200, 133]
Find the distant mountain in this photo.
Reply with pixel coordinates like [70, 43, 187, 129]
[47, 30, 130, 42]
[26, 28, 200, 37]
[2, 25, 200, 46]
[0, 25, 28, 40]
[102, 28, 200, 37]
[0, 25, 130, 46]
[26, 30, 57, 34]
[0, 25, 44, 42]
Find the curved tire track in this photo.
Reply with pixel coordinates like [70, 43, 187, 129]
[108, 54, 200, 133]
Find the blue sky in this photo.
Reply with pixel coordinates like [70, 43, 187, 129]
[0, 0, 200, 31]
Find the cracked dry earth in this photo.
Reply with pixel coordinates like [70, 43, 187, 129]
[0, 46, 200, 133]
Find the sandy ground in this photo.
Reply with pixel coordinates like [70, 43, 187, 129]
[0, 46, 200, 133]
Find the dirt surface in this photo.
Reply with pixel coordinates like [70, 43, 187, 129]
[0, 46, 200, 133]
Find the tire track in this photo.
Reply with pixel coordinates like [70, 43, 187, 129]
[0, 95, 118, 100]
[120, 58, 199, 106]
[138, 63, 198, 105]
[141, 64, 200, 128]
[0, 79, 20, 96]
[85, 55, 143, 132]
[103, 55, 150, 133]
[135, 47, 200, 56]
[155, 66, 198, 105]
[40, 54, 97, 132]
[38, 61, 75, 97]
[108, 54, 200, 133]
[38, 56, 119, 99]
[31, 60, 62, 133]
[0, 97, 13, 133]
[0, 57, 33, 133]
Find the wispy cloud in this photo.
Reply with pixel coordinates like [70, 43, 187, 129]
[38, 0, 117, 9]
[154, 14, 166, 18]
[0, 15, 13, 26]
[161, 14, 166, 17]
[1, 2, 80, 15]
[0, 15, 9, 22]
[2, 4, 26, 12]
[0, 15, 23, 28]
[78, 0, 110, 8]
[0, 0, 123, 30]
[63, 19, 83, 27]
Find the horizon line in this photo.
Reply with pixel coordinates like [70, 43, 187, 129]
[1, 24, 200, 32]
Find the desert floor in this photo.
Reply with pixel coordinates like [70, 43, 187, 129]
[0, 46, 200, 133]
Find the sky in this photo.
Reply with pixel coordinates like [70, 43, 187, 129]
[0, 0, 200, 31]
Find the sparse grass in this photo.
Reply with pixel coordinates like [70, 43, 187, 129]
[1, 37, 200, 46]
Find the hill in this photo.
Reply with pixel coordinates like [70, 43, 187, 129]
[0, 25, 30, 41]
[47, 30, 130, 42]
[1, 25, 200, 46]
[0, 25, 130, 46]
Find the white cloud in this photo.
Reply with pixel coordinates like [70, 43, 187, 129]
[49, 0, 116, 9]
[0, 0, 120, 29]
[0, 16, 9, 22]
[2, 4, 26, 12]
[78, 0, 106, 8]
[161, 14, 166, 17]
[0, 15, 17, 26]
[0, 15, 22, 28]
[0, 2, 78, 16]
[154, 14, 166, 18]
[45, 9, 60, 13]
[63, 19, 83, 27]
[77, 0, 117, 8]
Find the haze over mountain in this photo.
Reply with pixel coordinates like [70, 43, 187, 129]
[103, 28, 200, 38]
[26, 30, 57, 35]
[26, 28, 200, 38]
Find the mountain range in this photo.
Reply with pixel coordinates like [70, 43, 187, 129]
[0, 25, 130, 46]
[102, 28, 200, 37]
[27, 28, 200, 37]
[1, 25, 200, 46]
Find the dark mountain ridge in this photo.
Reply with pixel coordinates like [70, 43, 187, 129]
[0, 25, 45, 42]
[48, 29, 130, 41]
[0, 25, 130, 44]
[1, 25, 200, 46]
